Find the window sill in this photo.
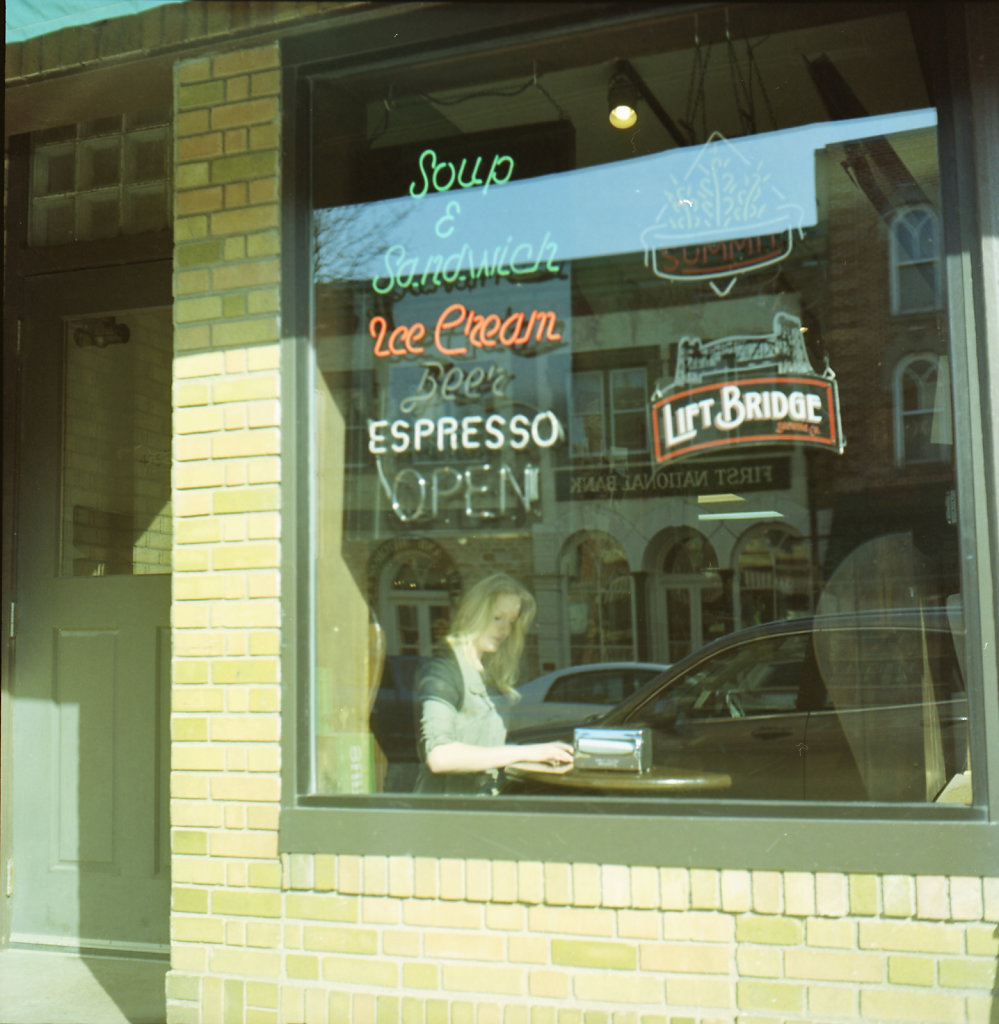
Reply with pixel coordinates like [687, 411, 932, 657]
[280, 796, 997, 875]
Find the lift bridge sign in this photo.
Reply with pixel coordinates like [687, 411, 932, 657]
[650, 313, 845, 465]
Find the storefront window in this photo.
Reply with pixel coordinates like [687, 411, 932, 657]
[308, 4, 970, 806]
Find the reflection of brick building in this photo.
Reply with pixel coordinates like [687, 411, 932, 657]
[825, 128, 946, 491]
[819, 127, 957, 595]
[540, 123, 957, 670]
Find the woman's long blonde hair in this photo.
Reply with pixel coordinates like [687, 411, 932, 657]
[447, 573, 535, 696]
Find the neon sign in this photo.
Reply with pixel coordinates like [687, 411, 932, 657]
[376, 460, 541, 524]
[640, 132, 804, 297]
[399, 361, 513, 413]
[349, 142, 571, 528]
[369, 302, 563, 359]
[368, 147, 562, 296]
[408, 148, 516, 198]
[646, 231, 794, 283]
[650, 313, 844, 464]
[653, 377, 840, 462]
[368, 410, 562, 457]
[371, 233, 561, 296]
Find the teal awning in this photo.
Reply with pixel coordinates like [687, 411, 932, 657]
[6, 0, 186, 44]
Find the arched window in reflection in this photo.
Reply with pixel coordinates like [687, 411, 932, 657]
[560, 532, 634, 664]
[890, 206, 941, 314]
[374, 544, 456, 659]
[735, 525, 813, 628]
[893, 352, 951, 466]
[656, 528, 726, 663]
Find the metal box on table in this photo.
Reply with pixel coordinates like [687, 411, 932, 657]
[573, 727, 652, 772]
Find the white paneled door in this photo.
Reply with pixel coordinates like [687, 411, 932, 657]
[10, 263, 172, 951]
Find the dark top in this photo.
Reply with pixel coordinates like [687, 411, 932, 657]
[413, 646, 507, 795]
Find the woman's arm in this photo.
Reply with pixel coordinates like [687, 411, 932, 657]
[417, 654, 574, 775]
[425, 739, 573, 774]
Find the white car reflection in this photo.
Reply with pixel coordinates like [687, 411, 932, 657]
[501, 662, 670, 733]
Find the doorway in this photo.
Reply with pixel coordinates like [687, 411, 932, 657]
[655, 528, 728, 663]
[8, 262, 172, 952]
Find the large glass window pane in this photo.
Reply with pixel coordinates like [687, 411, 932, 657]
[61, 308, 173, 576]
[309, 5, 969, 805]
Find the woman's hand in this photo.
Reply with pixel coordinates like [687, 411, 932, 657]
[517, 741, 574, 770]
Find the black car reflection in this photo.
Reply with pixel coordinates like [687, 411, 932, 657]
[505, 608, 968, 803]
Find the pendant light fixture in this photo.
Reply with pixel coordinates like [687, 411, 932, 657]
[607, 60, 689, 147]
[608, 63, 639, 129]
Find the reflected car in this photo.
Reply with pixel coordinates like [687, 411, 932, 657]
[501, 662, 670, 732]
[505, 608, 968, 803]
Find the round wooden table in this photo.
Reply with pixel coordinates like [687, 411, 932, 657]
[504, 762, 732, 793]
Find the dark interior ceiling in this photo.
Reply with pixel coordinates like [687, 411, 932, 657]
[337, 5, 930, 170]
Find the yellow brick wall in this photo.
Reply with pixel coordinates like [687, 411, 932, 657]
[170, 39, 285, 1023]
[169, 38, 999, 1024]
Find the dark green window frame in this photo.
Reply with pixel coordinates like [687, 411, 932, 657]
[278, 2, 999, 874]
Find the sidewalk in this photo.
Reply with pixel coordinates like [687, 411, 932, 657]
[0, 948, 167, 1024]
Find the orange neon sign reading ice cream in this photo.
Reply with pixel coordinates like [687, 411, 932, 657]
[369, 302, 562, 358]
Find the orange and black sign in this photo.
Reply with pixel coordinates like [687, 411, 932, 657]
[652, 375, 843, 464]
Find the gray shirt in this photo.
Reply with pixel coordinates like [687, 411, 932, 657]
[414, 646, 507, 795]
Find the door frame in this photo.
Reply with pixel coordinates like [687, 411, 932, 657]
[5, 262, 173, 952]
[0, 126, 173, 948]
[0, 135, 29, 950]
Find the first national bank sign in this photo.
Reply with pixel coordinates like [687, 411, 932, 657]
[651, 313, 845, 465]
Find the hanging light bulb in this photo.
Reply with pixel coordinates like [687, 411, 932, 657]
[608, 66, 639, 129]
[606, 60, 689, 147]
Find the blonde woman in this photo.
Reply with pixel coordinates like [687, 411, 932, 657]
[415, 573, 573, 794]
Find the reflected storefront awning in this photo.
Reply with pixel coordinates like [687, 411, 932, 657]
[314, 108, 938, 287]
